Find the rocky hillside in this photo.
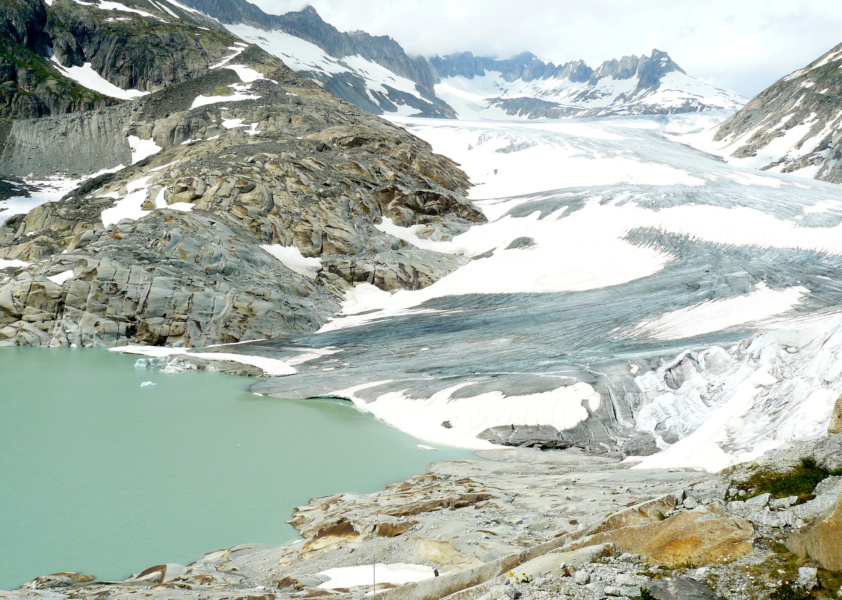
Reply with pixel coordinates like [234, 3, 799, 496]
[0, 0, 483, 348]
[712, 42, 842, 183]
[180, 2, 454, 118]
[176, 1, 744, 121]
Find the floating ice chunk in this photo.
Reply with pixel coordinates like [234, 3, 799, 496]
[417, 444, 437, 451]
[140, 381, 157, 387]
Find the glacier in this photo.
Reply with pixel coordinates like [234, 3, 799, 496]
[235, 112, 842, 468]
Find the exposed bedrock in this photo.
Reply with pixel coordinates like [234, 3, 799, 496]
[0, 39, 482, 347]
[14, 437, 842, 599]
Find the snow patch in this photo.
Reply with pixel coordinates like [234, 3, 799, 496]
[260, 245, 322, 278]
[633, 283, 809, 341]
[191, 90, 259, 109]
[47, 270, 74, 285]
[226, 64, 264, 83]
[127, 135, 162, 164]
[0, 259, 30, 270]
[316, 564, 435, 590]
[335, 380, 601, 450]
[100, 175, 155, 226]
[73, 0, 166, 21]
[50, 58, 148, 100]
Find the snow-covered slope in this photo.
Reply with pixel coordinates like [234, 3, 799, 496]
[702, 42, 842, 183]
[225, 24, 448, 117]
[177, 2, 744, 122]
[432, 50, 746, 120]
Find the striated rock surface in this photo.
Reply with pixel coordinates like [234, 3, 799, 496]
[0, 5, 483, 348]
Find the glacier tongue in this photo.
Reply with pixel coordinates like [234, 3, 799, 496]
[633, 316, 842, 471]
[250, 113, 842, 465]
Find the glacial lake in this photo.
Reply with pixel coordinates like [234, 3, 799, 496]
[0, 348, 472, 590]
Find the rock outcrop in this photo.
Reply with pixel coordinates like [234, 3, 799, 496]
[828, 395, 842, 434]
[0, 2, 483, 348]
[786, 490, 842, 571]
[572, 506, 755, 567]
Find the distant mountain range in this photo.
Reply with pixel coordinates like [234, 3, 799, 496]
[178, 1, 746, 120]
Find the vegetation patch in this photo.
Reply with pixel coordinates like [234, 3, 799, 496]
[770, 584, 812, 600]
[742, 458, 842, 500]
[630, 588, 655, 600]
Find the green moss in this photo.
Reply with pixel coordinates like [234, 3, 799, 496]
[771, 584, 812, 600]
[629, 588, 655, 600]
[743, 458, 842, 500]
[818, 570, 842, 596]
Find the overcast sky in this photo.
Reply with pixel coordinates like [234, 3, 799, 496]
[248, 0, 842, 97]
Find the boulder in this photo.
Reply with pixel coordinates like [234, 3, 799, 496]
[572, 506, 754, 567]
[647, 576, 716, 600]
[786, 490, 842, 571]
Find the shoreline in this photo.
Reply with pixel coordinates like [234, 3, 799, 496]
[8, 434, 842, 599]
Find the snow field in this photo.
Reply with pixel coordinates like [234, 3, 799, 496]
[336, 380, 601, 450]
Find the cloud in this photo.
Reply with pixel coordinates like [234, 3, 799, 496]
[247, 0, 842, 97]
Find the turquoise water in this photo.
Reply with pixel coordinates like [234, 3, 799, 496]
[0, 348, 472, 590]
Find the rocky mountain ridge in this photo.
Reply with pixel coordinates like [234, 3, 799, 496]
[0, 0, 483, 348]
[176, 1, 744, 120]
[431, 49, 745, 119]
[180, 1, 453, 117]
[711, 42, 842, 183]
